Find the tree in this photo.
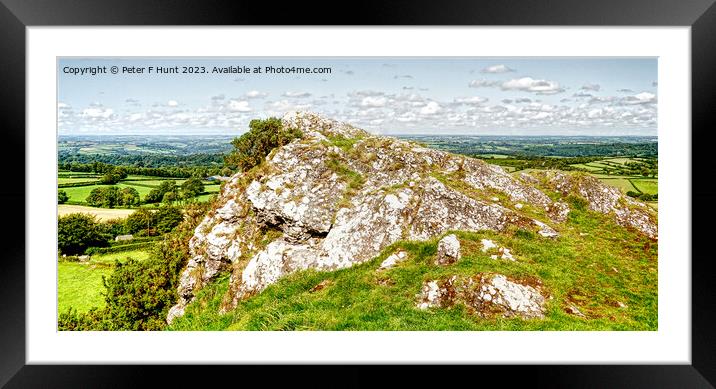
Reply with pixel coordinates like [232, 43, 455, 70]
[57, 213, 110, 254]
[144, 180, 179, 204]
[58, 190, 69, 204]
[119, 187, 140, 207]
[155, 205, 184, 233]
[224, 117, 303, 172]
[125, 208, 157, 236]
[181, 177, 204, 199]
[86, 186, 121, 208]
[99, 172, 121, 185]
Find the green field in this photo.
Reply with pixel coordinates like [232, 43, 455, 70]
[598, 178, 638, 194]
[58, 248, 151, 314]
[58, 262, 113, 314]
[60, 175, 221, 206]
[62, 183, 155, 202]
[632, 179, 658, 195]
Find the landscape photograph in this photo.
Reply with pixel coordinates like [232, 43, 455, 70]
[56, 57, 658, 331]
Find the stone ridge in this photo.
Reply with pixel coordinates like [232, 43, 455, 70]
[166, 111, 657, 323]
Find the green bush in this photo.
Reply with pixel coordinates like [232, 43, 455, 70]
[58, 190, 69, 204]
[155, 205, 184, 233]
[181, 177, 205, 199]
[225, 117, 303, 172]
[125, 208, 156, 236]
[144, 180, 179, 204]
[58, 213, 110, 255]
[86, 186, 138, 208]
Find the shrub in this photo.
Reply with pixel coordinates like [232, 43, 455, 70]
[155, 205, 184, 233]
[58, 190, 69, 204]
[125, 208, 157, 236]
[181, 177, 205, 199]
[144, 180, 179, 204]
[57, 213, 110, 255]
[225, 117, 303, 172]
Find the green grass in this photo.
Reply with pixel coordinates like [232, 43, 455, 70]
[631, 179, 658, 195]
[61, 183, 156, 204]
[91, 248, 152, 265]
[58, 262, 113, 314]
[598, 178, 638, 194]
[195, 193, 218, 203]
[168, 205, 657, 331]
[58, 248, 152, 314]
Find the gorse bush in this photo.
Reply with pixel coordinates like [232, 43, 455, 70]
[225, 117, 303, 172]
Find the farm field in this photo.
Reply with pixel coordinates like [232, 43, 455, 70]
[597, 178, 639, 194]
[59, 173, 221, 207]
[58, 248, 151, 314]
[632, 179, 658, 195]
[58, 204, 136, 220]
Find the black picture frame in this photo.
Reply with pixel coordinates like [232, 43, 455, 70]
[1, 0, 714, 387]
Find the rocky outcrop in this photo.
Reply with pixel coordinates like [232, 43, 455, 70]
[167, 111, 657, 323]
[529, 171, 658, 239]
[416, 273, 547, 319]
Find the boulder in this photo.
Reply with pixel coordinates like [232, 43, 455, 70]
[435, 234, 461, 265]
[416, 273, 547, 319]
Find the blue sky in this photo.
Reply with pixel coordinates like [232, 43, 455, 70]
[58, 57, 657, 136]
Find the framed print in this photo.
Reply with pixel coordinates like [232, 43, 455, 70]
[2, 0, 715, 387]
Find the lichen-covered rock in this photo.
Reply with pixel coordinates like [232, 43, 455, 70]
[379, 250, 408, 270]
[167, 112, 655, 322]
[435, 234, 461, 265]
[416, 273, 546, 319]
[534, 170, 657, 239]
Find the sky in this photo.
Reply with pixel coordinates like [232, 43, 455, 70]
[58, 57, 657, 136]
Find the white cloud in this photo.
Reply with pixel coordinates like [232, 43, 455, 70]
[468, 79, 499, 88]
[81, 107, 114, 118]
[228, 100, 252, 112]
[360, 96, 388, 108]
[481, 64, 515, 73]
[453, 96, 488, 105]
[501, 77, 564, 94]
[580, 83, 601, 91]
[246, 90, 268, 99]
[167, 100, 179, 107]
[266, 99, 312, 113]
[282, 91, 311, 98]
[621, 92, 657, 105]
[419, 101, 441, 115]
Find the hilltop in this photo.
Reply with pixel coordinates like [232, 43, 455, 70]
[166, 112, 657, 330]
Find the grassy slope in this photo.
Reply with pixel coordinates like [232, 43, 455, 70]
[168, 203, 657, 331]
[58, 248, 151, 314]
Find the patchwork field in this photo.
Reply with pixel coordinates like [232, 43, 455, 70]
[58, 172, 221, 207]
